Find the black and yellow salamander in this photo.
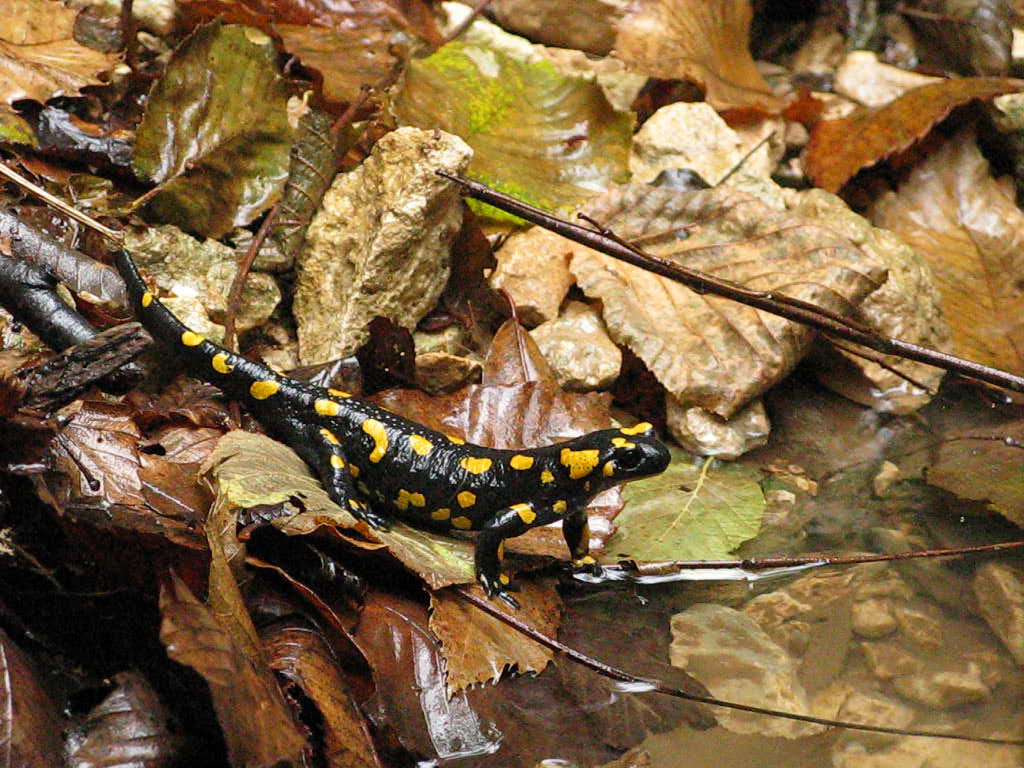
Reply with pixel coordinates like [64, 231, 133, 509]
[116, 249, 670, 606]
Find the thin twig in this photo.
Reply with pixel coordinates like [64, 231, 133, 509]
[439, 173, 1024, 395]
[456, 588, 1023, 746]
[223, 204, 279, 352]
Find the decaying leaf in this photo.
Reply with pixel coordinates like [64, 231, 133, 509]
[613, 0, 786, 114]
[610, 448, 764, 561]
[806, 76, 1024, 192]
[159, 572, 308, 765]
[295, 127, 471, 364]
[489, 0, 626, 54]
[0, 0, 118, 105]
[392, 36, 633, 222]
[568, 184, 886, 418]
[132, 21, 293, 238]
[871, 129, 1024, 375]
[926, 421, 1024, 528]
[0, 628, 63, 768]
[430, 581, 560, 691]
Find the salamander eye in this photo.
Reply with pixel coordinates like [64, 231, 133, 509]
[614, 445, 647, 472]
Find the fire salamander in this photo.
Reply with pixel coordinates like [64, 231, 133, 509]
[116, 249, 670, 606]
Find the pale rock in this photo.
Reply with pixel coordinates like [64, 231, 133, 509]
[541, 48, 647, 112]
[783, 189, 951, 414]
[670, 603, 824, 738]
[835, 690, 915, 748]
[868, 528, 967, 609]
[489, 0, 629, 55]
[972, 561, 1024, 666]
[852, 598, 898, 639]
[834, 51, 942, 107]
[892, 668, 990, 709]
[872, 460, 900, 497]
[893, 603, 943, 651]
[834, 737, 1024, 768]
[853, 572, 914, 603]
[530, 301, 621, 390]
[861, 640, 923, 680]
[413, 325, 471, 356]
[295, 127, 471, 364]
[414, 352, 481, 394]
[490, 226, 576, 326]
[665, 396, 770, 459]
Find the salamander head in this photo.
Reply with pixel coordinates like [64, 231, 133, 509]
[579, 422, 670, 484]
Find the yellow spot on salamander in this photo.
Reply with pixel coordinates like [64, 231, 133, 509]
[499, 573, 510, 585]
[541, 469, 554, 483]
[315, 399, 341, 417]
[509, 454, 534, 470]
[141, 291, 154, 308]
[603, 461, 615, 477]
[574, 555, 596, 566]
[620, 422, 653, 436]
[362, 419, 388, 462]
[431, 507, 451, 521]
[181, 330, 204, 347]
[457, 491, 476, 508]
[328, 389, 351, 398]
[250, 380, 280, 399]
[395, 489, 426, 510]
[446, 434, 465, 445]
[460, 456, 492, 474]
[611, 437, 635, 449]
[212, 352, 234, 374]
[553, 500, 567, 515]
[349, 463, 360, 478]
[330, 454, 345, 469]
[560, 448, 599, 480]
[320, 428, 340, 445]
[452, 516, 473, 529]
[511, 503, 535, 524]
[349, 499, 363, 511]
[409, 435, 433, 456]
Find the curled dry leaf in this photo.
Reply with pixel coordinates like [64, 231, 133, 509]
[871, 129, 1024, 375]
[806, 76, 1024, 193]
[0, 0, 118, 105]
[430, 581, 561, 691]
[568, 184, 886, 419]
[132, 21, 293, 238]
[0, 628, 63, 768]
[613, 0, 786, 114]
[159, 572, 307, 765]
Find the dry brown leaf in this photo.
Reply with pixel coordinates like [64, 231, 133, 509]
[613, 0, 786, 114]
[429, 581, 561, 691]
[871, 129, 1024, 374]
[806, 76, 1024, 193]
[0, 628, 63, 768]
[567, 184, 886, 418]
[0, 0, 118, 105]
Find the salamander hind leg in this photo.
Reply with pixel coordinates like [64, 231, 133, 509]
[474, 501, 554, 609]
[563, 506, 601, 576]
[312, 426, 391, 530]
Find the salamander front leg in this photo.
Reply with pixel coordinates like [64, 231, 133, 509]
[474, 501, 554, 609]
[311, 426, 391, 530]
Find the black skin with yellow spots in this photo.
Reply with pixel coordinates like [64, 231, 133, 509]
[116, 250, 670, 606]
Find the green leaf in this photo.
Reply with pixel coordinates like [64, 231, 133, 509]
[608, 448, 765, 561]
[132, 21, 293, 238]
[392, 39, 632, 224]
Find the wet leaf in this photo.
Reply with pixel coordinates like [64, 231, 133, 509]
[65, 672, 181, 768]
[159, 572, 307, 765]
[0, 0, 118, 105]
[807, 76, 1024, 193]
[610, 448, 764, 561]
[569, 184, 886, 418]
[132, 21, 293, 238]
[926, 421, 1024, 528]
[0, 628, 63, 768]
[871, 129, 1024, 374]
[0, 107, 37, 146]
[905, 0, 1012, 76]
[613, 0, 786, 114]
[429, 581, 560, 691]
[392, 39, 633, 222]
[263, 622, 382, 768]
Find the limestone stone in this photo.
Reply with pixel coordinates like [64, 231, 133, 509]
[490, 226, 575, 326]
[835, 690, 915, 748]
[834, 51, 942, 107]
[666, 396, 770, 459]
[861, 640, 923, 680]
[892, 603, 943, 651]
[530, 301, 622, 391]
[892, 669, 990, 709]
[852, 598, 898, 639]
[414, 352, 481, 395]
[973, 562, 1024, 666]
[295, 127, 471, 364]
[834, 736, 1023, 768]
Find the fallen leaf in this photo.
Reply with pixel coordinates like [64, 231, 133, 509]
[870, 128, 1024, 374]
[806, 76, 1024, 193]
[0, 628, 63, 768]
[613, 0, 786, 114]
[132, 21, 293, 238]
[159, 572, 307, 765]
[904, 0, 1012, 76]
[430, 581, 560, 691]
[392, 38, 633, 223]
[609, 448, 765, 561]
[568, 184, 886, 418]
